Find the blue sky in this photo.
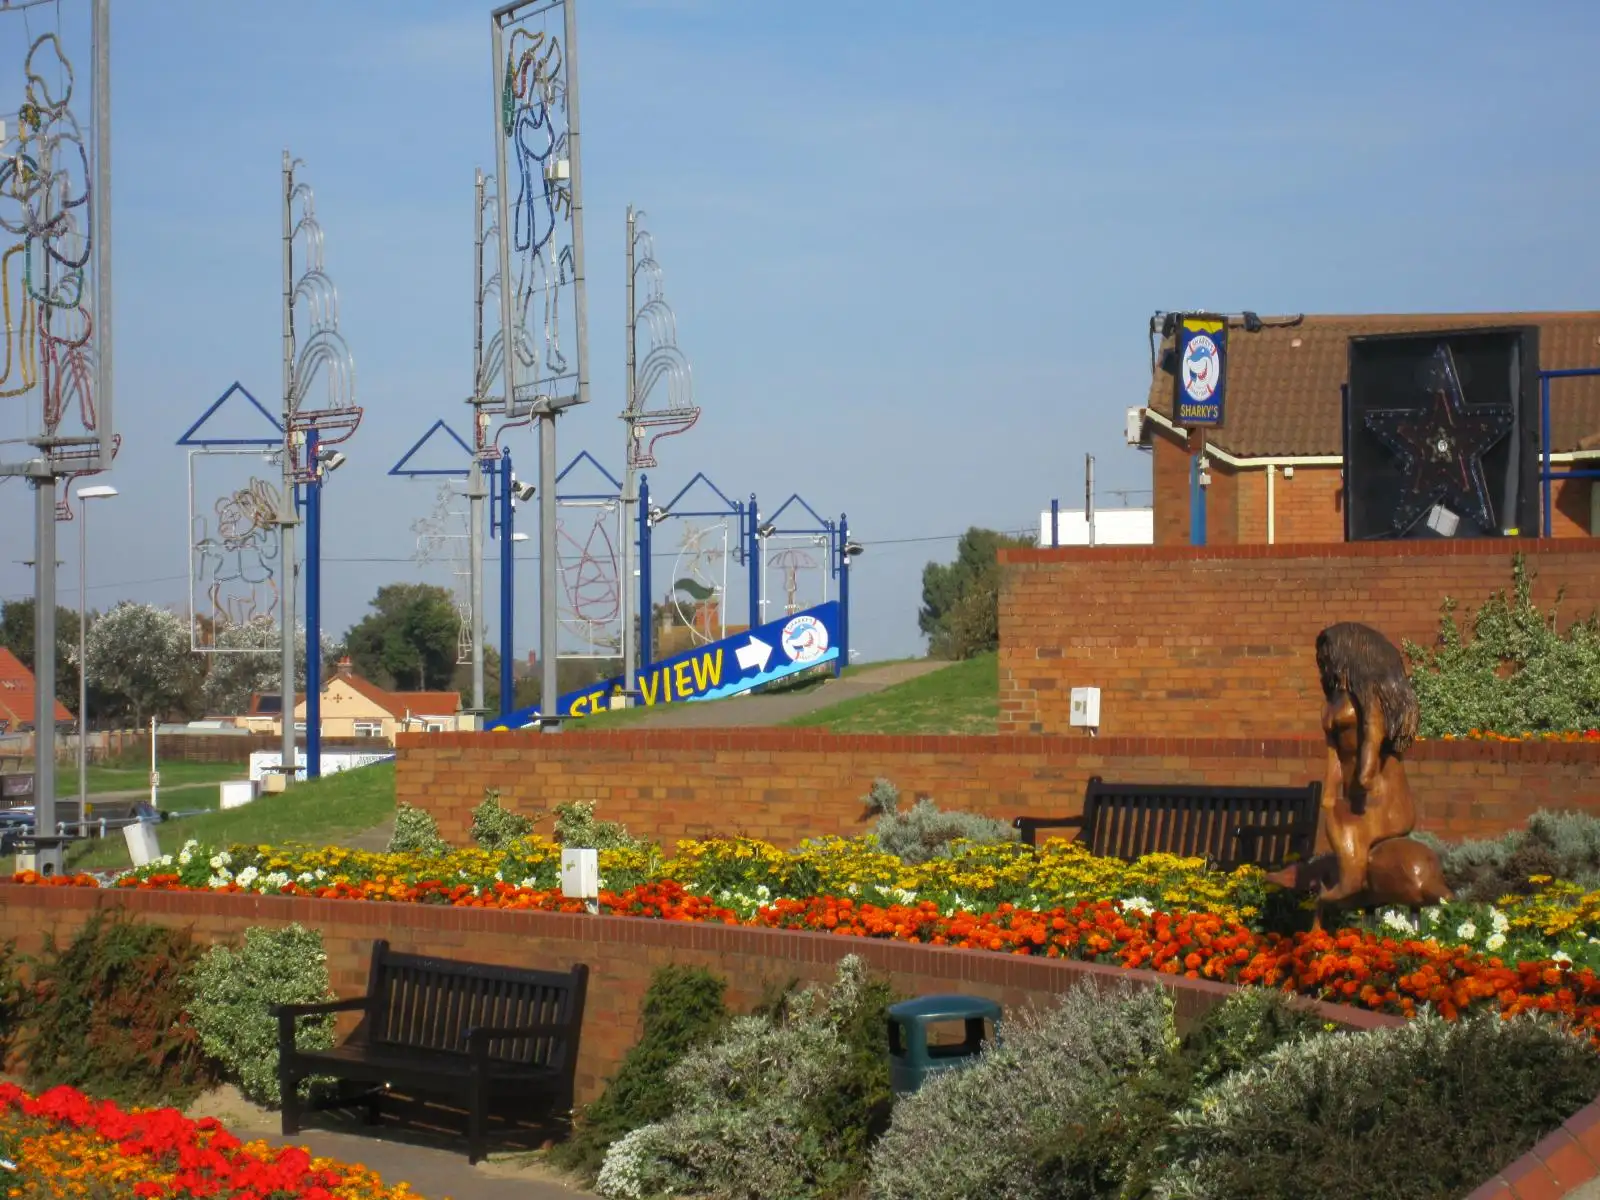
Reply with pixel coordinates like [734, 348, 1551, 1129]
[1, 0, 1598, 665]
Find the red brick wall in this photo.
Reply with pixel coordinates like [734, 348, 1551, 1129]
[0, 885, 1397, 1108]
[1151, 447, 1593, 546]
[395, 730, 1600, 847]
[998, 538, 1600, 738]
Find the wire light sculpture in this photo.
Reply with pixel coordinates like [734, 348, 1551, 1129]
[626, 210, 698, 469]
[191, 473, 284, 635]
[498, 8, 581, 409]
[554, 451, 622, 659]
[669, 521, 729, 646]
[282, 154, 360, 480]
[0, 2, 114, 500]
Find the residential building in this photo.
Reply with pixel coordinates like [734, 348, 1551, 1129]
[240, 658, 462, 743]
[1132, 312, 1600, 546]
[0, 647, 73, 734]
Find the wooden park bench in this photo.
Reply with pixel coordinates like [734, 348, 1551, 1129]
[274, 939, 589, 1164]
[1013, 776, 1322, 871]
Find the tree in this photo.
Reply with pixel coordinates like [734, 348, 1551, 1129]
[918, 527, 1035, 660]
[1, 599, 86, 714]
[198, 618, 343, 716]
[343, 584, 461, 692]
[84, 602, 202, 727]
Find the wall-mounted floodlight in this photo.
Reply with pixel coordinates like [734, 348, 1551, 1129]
[648, 505, 668, 526]
[757, 521, 777, 538]
[511, 478, 537, 503]
[843, 540, 865, 559]
[512, 531, 531, 543]
[319, 449, 347, 473]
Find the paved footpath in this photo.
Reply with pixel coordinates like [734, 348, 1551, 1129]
[261, 1127, 597, 1200]
[605, 658, 945, 729]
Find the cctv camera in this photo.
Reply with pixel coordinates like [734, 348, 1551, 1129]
[512, 479, 536, 503]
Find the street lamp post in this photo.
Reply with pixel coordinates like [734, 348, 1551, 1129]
[74, 485, 118, 819]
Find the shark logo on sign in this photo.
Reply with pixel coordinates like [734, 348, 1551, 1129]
[781, 614, 829, 664]
[485, 601, 843, 727]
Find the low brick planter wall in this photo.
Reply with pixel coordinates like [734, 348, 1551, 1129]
[396, 730, 1600, 848]
[0, 884, 1397, 1106]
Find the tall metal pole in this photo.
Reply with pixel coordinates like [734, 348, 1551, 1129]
[468, 168, 488, 716]
[280, 151, 299, 783]
[838, 513, 850, 675]
[638, 475, 651, 672]
[77, 499, 87, 817]
[565, 0, 591, 418]
[747, 494, 760, 630]
[621, 205, 637, 695]
[34, 476, 58, 868]
[305, 431, 322, 779]
[91, 0, 113, 467]
[1086, 453, 1096, 547]
[539, 404, 558, 717]
[500, 455, 515, 710]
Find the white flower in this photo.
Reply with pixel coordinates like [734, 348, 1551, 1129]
[1421, 907, 1442, 926]
[1382, 909, 1417, 935]
[1485, 933, 1507, 952]
[1490, 908, 1510, 935]
[178, 849, 193, 866]
[890, 887, 918, 906]
[263, 871, 291, 891]
[1553, 950, 1574, 966]
[1456, 921, 1478, 942]
[518, 876, 538, 890]
[206, 874, 229, 889]
[297, 872, 315, 885]
[313, 868, 327, 880]
[755, 884, 771, 901]
[1120, 896, 1155, 917]
[234, 866, 260, 888]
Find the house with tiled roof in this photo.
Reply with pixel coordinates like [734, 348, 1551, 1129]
[241, 658, 462, 743]
[1131, 311, 1600, 546]
[0, 647, 73, 734]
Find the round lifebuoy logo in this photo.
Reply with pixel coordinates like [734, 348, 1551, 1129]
[781, 614, 829, 664]
[1181, 335, 1221, 403]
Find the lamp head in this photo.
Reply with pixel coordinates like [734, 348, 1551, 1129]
[319, 450, 347, 473]
[75, 485, 118, 500]
[511, 478, 537, 503]
[843, 540, 864, 560]
[757, 521, 777, 539]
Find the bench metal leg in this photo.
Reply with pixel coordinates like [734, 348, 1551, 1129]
[280, 1070, 301, 1136]
[467, 1080, 488, 1166]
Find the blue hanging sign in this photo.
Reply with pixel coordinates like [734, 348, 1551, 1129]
[1174, 315, 1227, 426]
[487, 600, 842, 728]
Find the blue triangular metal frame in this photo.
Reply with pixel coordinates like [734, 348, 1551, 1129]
[388, 419, 474, 477]
[556, 449, 622, 498]
[766, 492, 830, 533]
[663, 470, 741, 516]
[176, 381, 283, 447]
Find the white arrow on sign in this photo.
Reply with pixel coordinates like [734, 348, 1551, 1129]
[735, 636, 773, 672]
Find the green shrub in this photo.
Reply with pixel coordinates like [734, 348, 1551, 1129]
[1037, 988, 1332, 1199]
[866, 980, 1174, 1200]
[551, 964, 730, 1181]
[0, 939, 20, 1057]
[1416, 809, 1600, 901]
[1403, 554, 1600, 737]
[597, 955, 899, 1200]
[17, 912, 216, 1107]
[1151, 1010, 1600, 1200]
[551, 800, 646, 852]
[862, 777, 1016, 864]
[469, 787, 533, 852]
[387, 803, 449, 855]
[189, 924, 336, 1107]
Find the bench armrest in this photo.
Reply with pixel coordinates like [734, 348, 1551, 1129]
[274, 996, 368, 1057]
[1013, 816, 1085, 847]
[272, 996, 370, 1019]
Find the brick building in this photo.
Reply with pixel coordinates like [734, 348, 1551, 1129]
[1130, 312, 1600, 546]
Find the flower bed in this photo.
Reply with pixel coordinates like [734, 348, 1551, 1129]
[1435, 729, 1600, 743]
[0, 1081, 427, 1198]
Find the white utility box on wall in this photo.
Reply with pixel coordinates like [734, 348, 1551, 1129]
[561, 847, 600, 904]
[219, 780, 258, 810]
[1069, 687, 1102, 729]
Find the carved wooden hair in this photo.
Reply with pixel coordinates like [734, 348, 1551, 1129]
[1315, 621, 1420, 755]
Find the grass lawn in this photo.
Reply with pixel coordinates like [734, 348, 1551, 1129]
[67, 761, 398, 872]
[86, 760, 242, 795]
[786, 653, 998, 735]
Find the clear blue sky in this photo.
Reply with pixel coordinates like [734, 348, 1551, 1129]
[1, 0, 1597, 664]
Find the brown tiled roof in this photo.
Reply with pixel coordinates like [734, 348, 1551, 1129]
[0, 647, 73, 727]
[1145, 312, 1600, 457]
[389, 691, 461, 715]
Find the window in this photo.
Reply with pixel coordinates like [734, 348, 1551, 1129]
[425, 721, 446, 734]
[354, 722, 383, 739]
[293, 722, 307, 734]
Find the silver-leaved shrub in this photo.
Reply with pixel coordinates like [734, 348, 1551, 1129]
[189, 923, 336, 1107]
[866, 981, 1175, 1200]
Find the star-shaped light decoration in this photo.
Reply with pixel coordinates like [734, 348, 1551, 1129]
[1362, 343, 1515, 535]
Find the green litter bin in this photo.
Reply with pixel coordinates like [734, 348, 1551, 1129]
[887, 994, 1002, 1096]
